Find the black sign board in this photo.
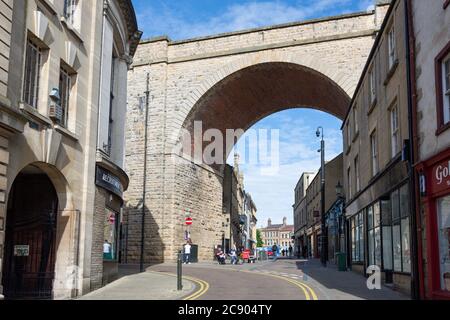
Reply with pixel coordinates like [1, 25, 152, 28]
[96, 166, 123, 197]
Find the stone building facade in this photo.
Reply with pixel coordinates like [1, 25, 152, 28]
[124, 3, 390, 263]
[293, 172, 316, 256]
[260, 218, 294, 250]
[411, 0, 450, 300]
[0, 0, 140, 300]
[304, 154, 343, 259]
[222, 154, 245, 252]
[342, 0, 413, 296]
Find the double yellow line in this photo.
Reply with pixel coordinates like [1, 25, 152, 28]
[182, 276, 210, 300]
[241, 270, 318, 300]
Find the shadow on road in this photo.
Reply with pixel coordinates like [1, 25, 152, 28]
[294, 259, 409, 300]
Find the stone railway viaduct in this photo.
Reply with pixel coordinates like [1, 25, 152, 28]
[123, 3, 390, 263]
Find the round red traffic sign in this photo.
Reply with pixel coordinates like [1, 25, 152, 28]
[185, 217, 193, 226]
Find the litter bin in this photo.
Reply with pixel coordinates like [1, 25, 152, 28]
[336, 252, 347, 272]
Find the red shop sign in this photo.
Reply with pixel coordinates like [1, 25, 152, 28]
[430, 159, 450, 194]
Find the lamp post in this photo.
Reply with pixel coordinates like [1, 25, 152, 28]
[316, 127, 327, 267]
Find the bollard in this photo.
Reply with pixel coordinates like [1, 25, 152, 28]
[177, 250, 183, 291]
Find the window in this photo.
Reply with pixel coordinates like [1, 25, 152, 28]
[64, 0, 78, 25]
[351, 212, 365, 263]
[23, 40, 42, 108]
[381, 199, 393, 270]
[58, 66, 72, 127]
[107, 55, 117, 155]
[391, 105, 400, 157]
[353, 106, 359, 136]
[355, 156, 360, 193]
[369, 67, 377, 104]
[370, 131, 378, 177]
[104, 208, 119, 261]
[347, 167, 352, 198]
[391, 184, 411, 273]
[346, 123, 351, 149]
[437, 195, 450, 292]
[442, 54, 450, 124]
[367, 203, 382, 267]
[388, 26, 396, 69]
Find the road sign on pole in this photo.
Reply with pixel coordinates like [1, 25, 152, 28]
[185, 217, 193, 226]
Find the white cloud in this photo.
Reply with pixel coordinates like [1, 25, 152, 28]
[137, 0, 367, 40]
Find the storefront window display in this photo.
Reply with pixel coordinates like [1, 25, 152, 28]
[104, 208, 118, 261]
[351, 212, 365, 263]
[391, 184, 411, 273]
[437, 195, 450, 292]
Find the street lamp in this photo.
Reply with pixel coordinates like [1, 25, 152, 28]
[316, 127, 327, 267]
[335, 181, 343, 199]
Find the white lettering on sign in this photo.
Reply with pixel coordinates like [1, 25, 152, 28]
[102, 173, 121, 190]
[436, 161, 450, 185]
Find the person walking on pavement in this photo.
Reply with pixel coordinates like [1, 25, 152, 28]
[289, 245, 293, 259]
[184, 241, 192, 264]
[272, 243, 278, 261]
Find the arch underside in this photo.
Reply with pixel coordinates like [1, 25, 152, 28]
[182, 62, 350, 162]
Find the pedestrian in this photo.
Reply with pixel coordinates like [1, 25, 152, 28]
[282, 249, 285, 257]
[289, 245, 293, 258]
[272, 244, 278, 261]
[184, 241, 192, 264]
[103, 240, 112, 260]
[229, 247, 238, 265]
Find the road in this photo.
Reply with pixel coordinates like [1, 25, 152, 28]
[147, 258, 409, 300]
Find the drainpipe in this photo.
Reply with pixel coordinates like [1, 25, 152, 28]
[140, 73, 150, 273]
[404, 0, 422, 300]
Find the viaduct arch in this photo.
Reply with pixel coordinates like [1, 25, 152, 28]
[123, 4, 390, 262]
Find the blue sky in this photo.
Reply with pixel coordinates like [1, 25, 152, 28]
[131, 0, 373, 226]
[132, 0, 375, 40]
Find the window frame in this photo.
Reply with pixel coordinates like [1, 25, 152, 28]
[354, 155, 360, 193]
[64, 0, 78, 26]
[23, 39, 42, 109]
[369, 66, 377, 105]
[390, 104, 400, 158]
[58, 64, 72, 128]
[353, 105, 359, 137]
[435, 41, 450, 134]
[370, 130, 378, 177]
[388, 25, 397, 70]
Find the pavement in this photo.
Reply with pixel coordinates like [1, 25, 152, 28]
[79, 259, 410, 300]
[78, 266, 196, 300]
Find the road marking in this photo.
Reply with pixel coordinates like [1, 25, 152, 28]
[240, 270, 317, 301]
[146, 270, 210, 301]
[182, 276, 210, 300]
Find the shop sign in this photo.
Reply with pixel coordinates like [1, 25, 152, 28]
[431, 160, 450, 194]
[14, 245, 29, 257]
[96, 166, 124, 197]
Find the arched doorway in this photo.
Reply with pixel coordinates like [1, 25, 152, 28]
[2, 165, 59, 300]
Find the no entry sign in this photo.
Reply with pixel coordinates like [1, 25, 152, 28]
[185, 217, 193, 226]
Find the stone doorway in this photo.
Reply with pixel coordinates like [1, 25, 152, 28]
[2, 167, 58, 300]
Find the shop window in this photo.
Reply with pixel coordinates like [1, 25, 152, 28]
[351, 212, 365, 263]
[381, 199, 393, 270]
[104, 208, 119, 261]
[367, 203, 382, 267]
[391, 184, 411, 273]
[437, 195, 450, 292]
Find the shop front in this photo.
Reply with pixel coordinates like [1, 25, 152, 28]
[417, 149, 450, 300]
[92, 163, 128, 290]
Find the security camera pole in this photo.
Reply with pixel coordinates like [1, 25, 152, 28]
[316, 127, 327, 268]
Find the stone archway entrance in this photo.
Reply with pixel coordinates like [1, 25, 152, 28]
[2, 166, 58, 300]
